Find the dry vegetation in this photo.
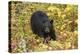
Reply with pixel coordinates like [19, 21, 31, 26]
[9, 1, 78, 53]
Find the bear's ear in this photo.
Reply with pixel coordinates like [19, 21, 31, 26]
[50, 20, 53, 24]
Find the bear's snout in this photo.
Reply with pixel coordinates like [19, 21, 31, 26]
[45, 27, 50, 33]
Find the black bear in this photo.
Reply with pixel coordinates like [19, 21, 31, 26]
[31, 11, 56, 43]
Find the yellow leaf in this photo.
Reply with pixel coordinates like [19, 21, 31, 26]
[58, 11, 61, 17]
[48, 47, 52, 50]
[48, 6, 57, 11]
[62, 14, 66, 19]
[65, 5, 72, 12]
[74, 31, 77, 35]
[65, 42, 71, 49]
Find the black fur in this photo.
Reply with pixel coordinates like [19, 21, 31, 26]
[31, 11, 56, 43]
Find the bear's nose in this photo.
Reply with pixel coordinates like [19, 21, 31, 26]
[45, 27, 50, 33]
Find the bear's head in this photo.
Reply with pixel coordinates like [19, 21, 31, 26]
[42, 20, 53, 34]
